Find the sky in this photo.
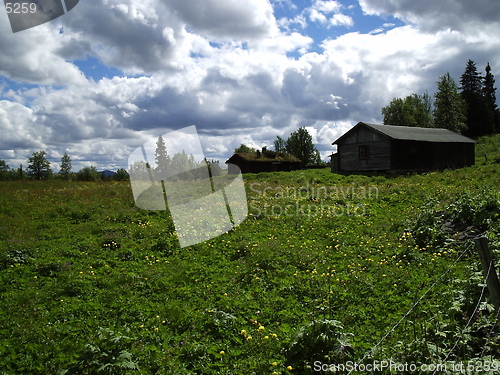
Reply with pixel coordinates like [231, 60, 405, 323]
[1, 0, 499, 172]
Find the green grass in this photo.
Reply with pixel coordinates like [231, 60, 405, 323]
[1, 159, 500, 373]
[476, 133, 500, 164]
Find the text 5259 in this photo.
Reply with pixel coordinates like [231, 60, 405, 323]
[5, 3, 38, 14]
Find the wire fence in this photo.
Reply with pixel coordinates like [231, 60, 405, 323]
[348, 238, 500, 374]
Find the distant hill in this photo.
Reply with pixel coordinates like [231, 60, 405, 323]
[100, 170, 115, 178]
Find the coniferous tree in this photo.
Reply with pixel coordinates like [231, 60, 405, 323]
[483, 62, 500, 133]
[0, 160, 9, 180]
[154, 135, 170, 180]
[461, 60, 483, 93]
[460, 60, 494, 137]
[482, 63, 497, 109]
[18, 164, 24, 180]
[60, 153, 72, 180]
[434, 73, 467, 134]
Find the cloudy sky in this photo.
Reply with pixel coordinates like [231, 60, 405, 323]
[1, 0, 499, 172]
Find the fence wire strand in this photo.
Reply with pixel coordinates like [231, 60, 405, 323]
[348, 242, 473, 374]
[433, 256, 494, 374]
[480, 302, 500, 358]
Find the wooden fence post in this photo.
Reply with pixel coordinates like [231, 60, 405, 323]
[474, 237, 500, 313]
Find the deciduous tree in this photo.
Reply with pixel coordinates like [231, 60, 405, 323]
[234, 144, 256, 153]
[382, 93, 433, 128]
[285, 127, 320, 167]
[273, 136, 286, 153]
[27, 151, 52, 180]
[114, 168, 130, 181]
[77, 166, 100, 181]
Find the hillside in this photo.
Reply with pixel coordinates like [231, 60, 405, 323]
[1, 139, 500, 374]
[476, 133, 500, 164]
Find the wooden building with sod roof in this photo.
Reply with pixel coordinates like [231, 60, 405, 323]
[331, 122, 475, 173]
[226, 148, 301, 174]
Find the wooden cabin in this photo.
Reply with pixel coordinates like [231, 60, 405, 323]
[331, 122, 475, 173]
[226, 149, 301, 174]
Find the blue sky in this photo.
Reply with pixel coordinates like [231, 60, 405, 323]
[0, 0, 499, 171]
[73, 56, 124, 81]
[273, 0, 403, 40]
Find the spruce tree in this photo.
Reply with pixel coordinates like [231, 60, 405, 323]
[460, 60, 493, 137]
[60, 153, 72, 180]
[483, 63, 500, 133]
[460, 60, 482, 93]
[154, 135, 170, 180]
[433, 73, 467, 134]
[482, 63, 497, 109]
[0, 160, 9, 180]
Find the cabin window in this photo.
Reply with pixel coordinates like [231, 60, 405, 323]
[358, 145, 370, 160]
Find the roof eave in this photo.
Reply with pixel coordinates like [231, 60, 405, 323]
[332, 122, 382, 145]
[332, 122, 477, 144]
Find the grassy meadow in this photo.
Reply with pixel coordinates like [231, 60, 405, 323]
[1, 136, 500, 374]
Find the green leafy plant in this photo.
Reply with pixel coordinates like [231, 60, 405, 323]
[410, 191, 500, 249]
[60, 328, 139, 375]
[286, 319, 354, 373]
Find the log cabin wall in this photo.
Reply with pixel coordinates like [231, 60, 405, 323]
[333, 122, 476, 173]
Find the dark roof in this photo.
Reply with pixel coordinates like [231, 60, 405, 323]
[333, 122, 476, 144]
[226, 151, 301, 164]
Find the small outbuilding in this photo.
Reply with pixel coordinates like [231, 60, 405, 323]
[226, 149, 301, 174]
[331, 122, 475, 173]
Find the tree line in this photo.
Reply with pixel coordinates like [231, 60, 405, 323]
[382, 60, 499, 137]
[7, 60, 491, 181]
[129, 135, 223, 182]
[0, 151, 129, 181]
[235, 127, 325, 167]
[0, 136, 226, 183]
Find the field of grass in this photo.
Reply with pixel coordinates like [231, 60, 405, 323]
[1, 138, 500, 374]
